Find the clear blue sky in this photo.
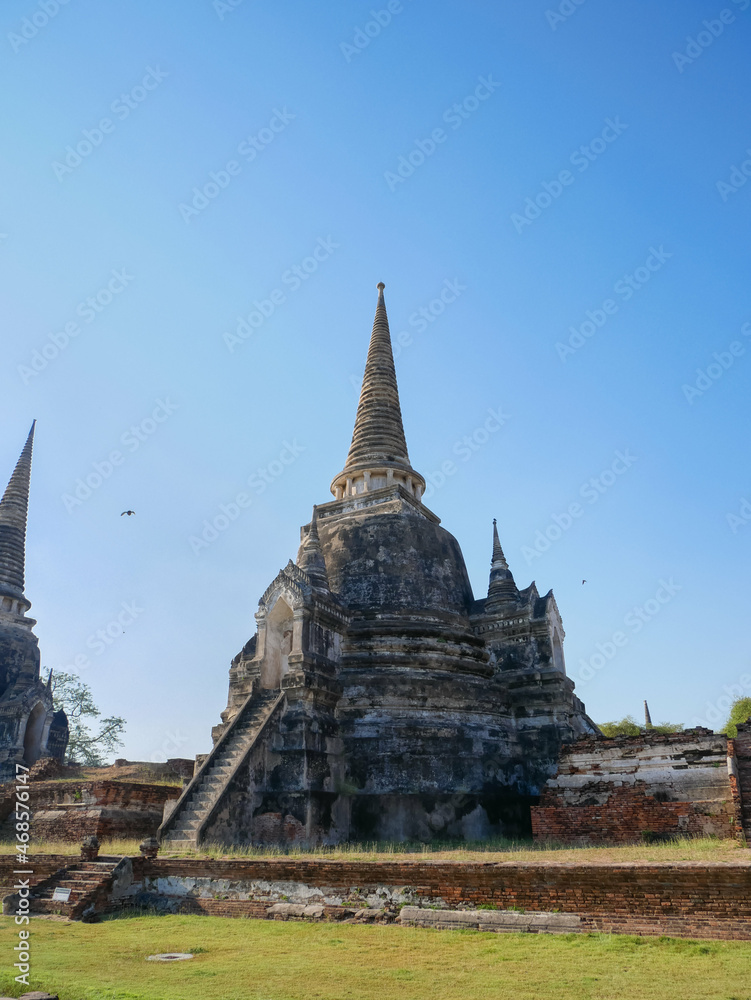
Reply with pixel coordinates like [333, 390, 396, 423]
[1, 1, 749, 761]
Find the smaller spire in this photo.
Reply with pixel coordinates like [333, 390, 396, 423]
[486, 518, 518, 610]
[644, 700, 652, 729]
[298, 506, 329, 590]
[491, 519, 509, 573]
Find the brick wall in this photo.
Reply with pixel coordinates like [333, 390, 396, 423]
[531, 730, 736, 845]
[137, 856, 751, 940]
[5, 853, 751, 940]
[0, 780, 180, 843]
[0, 854, 69, 892]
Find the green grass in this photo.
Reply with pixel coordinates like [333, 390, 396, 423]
[0, 834, 747, 863]
[1, 916, 750, 999]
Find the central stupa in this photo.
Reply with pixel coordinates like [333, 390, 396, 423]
[160, 285, 595, 848]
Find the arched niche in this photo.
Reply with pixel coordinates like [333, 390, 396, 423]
[261, 597, 294, 689]
[23, 702, 47, 766]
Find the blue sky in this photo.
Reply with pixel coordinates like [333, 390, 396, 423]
[1, 0, 749, 761]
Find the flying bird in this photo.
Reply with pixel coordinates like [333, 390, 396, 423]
[121, 510, 136, 517]
[582, 579, 587, 585]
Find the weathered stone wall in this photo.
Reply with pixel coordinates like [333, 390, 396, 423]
[531, 730, 736, 844]
[0, 780, 180, 842]
[121, 856, 751, 940]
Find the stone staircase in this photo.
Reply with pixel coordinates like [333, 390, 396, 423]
[159, 688, 283, 848]
[5, 858, 126, 921]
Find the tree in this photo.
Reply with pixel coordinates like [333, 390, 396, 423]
[598, 715, 684, 738]
[51, 671, 126, 766]
[720, 696, 751, 739]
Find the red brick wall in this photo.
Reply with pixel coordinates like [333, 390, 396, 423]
[5, 854, 751, 940]
[139, 857, 751, 940]
[529, 730, 736, 845]
[0, 854, 68, 891]
[531, 784, 735, 844]
[0, 780, 181, 843]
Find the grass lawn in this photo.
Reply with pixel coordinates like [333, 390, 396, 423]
[0, 835, 747, 864]
[1, 916, 750, 1000]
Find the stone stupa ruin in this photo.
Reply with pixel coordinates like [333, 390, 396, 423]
[0, 423, 68, 780]
[159, 284, 596, 848]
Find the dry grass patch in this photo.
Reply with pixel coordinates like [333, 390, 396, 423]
[0, 834, 746, 864]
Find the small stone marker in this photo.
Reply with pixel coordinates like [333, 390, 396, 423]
[146, 953, 194, 962]
[51, 888, 71, 902]
[10, 993, 60, 1000]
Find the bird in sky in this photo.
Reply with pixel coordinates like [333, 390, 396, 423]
[121, 510, 136, 516]
[582, 579, 587, 585]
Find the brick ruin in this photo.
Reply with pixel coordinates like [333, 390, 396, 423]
[3, 853, 750, 941]
[532, 724, 751, 845]
[0, 759, 190, 843]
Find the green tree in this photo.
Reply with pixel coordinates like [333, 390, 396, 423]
[598, 716, 641, 737]
[598, 715, 683, 737]
[720, 696, 751, 739]
[51, 671, 126, 766]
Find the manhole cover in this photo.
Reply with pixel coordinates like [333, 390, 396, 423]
[146, 953, 194, 962]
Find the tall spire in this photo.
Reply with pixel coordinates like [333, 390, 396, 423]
[0, 422, 35, 601]
[644, 700, 652, 729]
[486, 518, 518, 609]
[331, 284, 425, 501]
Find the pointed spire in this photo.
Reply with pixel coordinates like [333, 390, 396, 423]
[331, 284, 425, 501]
[644, 700, 652, 729]
[0, 422, 35, 600]
[486, 518, 518, 610]
[491, 519, 509, 574]
[298, 506, 329, 590]
[46, 669, 53, 691]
